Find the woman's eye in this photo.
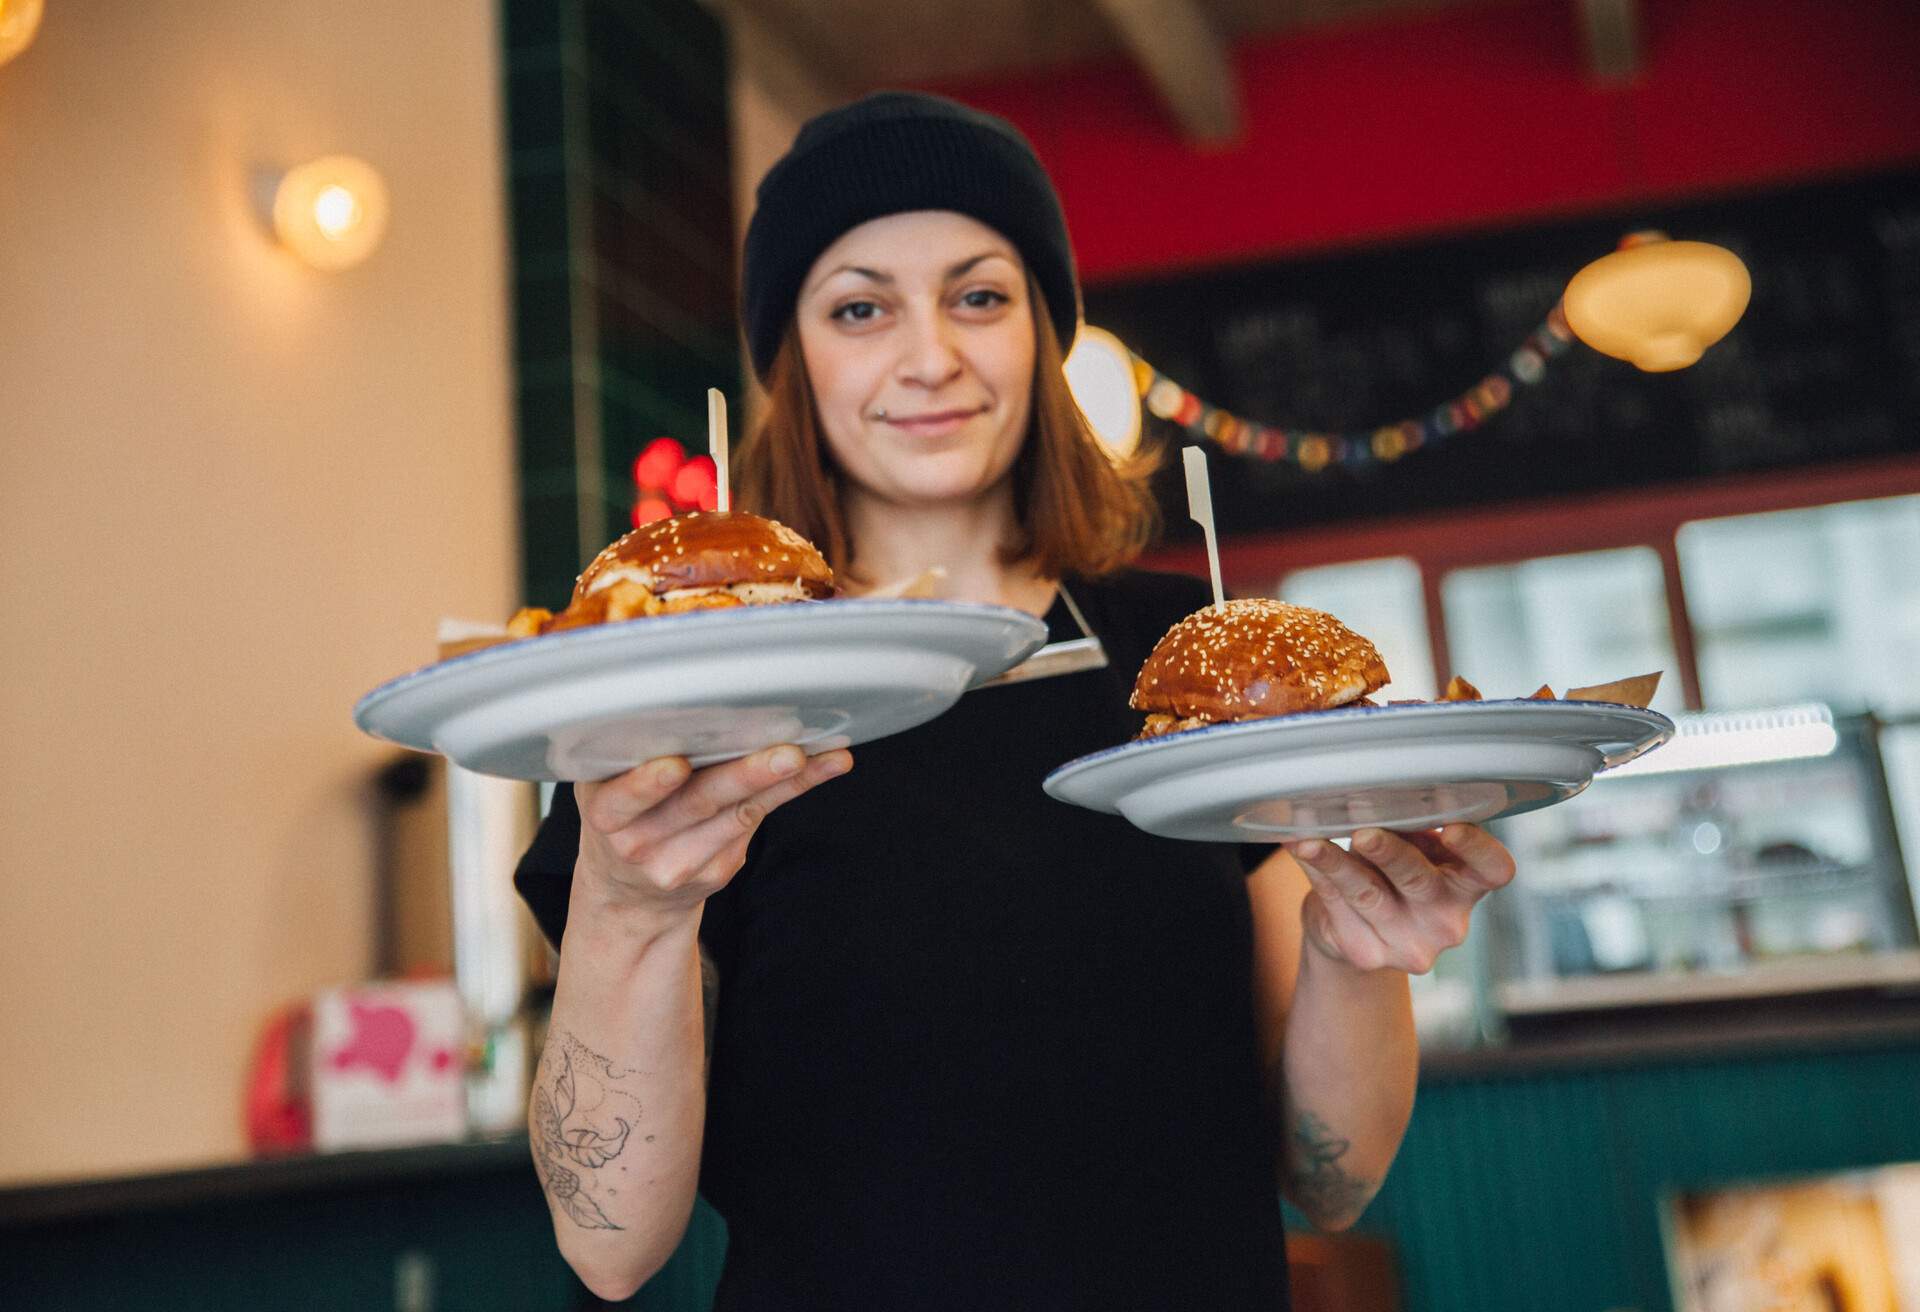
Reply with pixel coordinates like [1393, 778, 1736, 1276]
[830, 300, 882, 323]
[958, 289, 1010, 310]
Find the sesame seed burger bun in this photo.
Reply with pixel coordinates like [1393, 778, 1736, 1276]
[1130, 598, 1390, 735]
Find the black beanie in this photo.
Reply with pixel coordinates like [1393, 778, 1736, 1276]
[741, 91, 1080, 381]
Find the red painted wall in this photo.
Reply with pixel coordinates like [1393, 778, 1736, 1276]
[933, 0, 1920, 280]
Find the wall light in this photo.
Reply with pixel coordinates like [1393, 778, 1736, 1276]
[255, 155, 389, 271]
[0, 0, 45, 67]
[1064, 325, 1144, 458]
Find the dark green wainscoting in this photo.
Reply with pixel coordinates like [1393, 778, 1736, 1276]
[6, 1038, 1917, 1308]
[0, 1140, 720, 1311]
[0, 1142, 574, 1310]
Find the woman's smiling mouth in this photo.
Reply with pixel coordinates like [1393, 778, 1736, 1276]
[881, 405, 989, 437]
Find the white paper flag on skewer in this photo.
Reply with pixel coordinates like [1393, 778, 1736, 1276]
[708, 387, 730, 512]
[1182, 445, 1224, 609]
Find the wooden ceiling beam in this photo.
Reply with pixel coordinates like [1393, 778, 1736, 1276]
[1087, 0, 1242, 145]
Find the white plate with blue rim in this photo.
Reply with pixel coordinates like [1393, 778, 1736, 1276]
[354, 599, 1048, 782]
[1043, 699, 1675, 842]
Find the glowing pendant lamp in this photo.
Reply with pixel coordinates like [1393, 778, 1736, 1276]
[1561, 231, 1752, 372]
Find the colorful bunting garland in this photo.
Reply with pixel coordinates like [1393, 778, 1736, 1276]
[1134, 301, 1579, 472]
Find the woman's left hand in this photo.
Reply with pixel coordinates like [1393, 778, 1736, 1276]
[1284, 825, 1516, 975]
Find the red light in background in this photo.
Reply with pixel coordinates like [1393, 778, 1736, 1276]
[633, 437, 686, 492]
[631, 496, 673, 526]
[672, 456, 717, 511]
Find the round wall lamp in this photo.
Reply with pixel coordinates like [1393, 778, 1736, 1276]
[253, 155, 390, 271]
[1064, 324, 1144, 459]
[0, 0, 45, 67]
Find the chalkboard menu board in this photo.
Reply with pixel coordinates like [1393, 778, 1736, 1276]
[1084, 166, 1920, 539]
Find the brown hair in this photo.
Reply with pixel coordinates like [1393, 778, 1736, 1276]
[734, 278, 1160, 582]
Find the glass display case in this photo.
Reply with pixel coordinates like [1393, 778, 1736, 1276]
[1481, 706, 1920, 1017]
[1265, 492, 1920, 1041]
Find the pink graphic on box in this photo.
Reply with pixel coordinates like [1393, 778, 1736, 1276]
[328, 1002, 458, 1084]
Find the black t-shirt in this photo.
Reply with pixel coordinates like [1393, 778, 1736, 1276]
[515, 570, 1291, 1310]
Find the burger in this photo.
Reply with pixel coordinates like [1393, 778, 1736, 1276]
[1130, 598, 1391, 738]
[507, 510, 835, 637]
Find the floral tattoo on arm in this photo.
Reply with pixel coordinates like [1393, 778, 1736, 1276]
[532, 1029, 643, 1230]
[1286, 1111, 1377, 1229]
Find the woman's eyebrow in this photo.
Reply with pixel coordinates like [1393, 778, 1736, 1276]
[806, 264, 892, 297]
[945, 251, 1014, 279]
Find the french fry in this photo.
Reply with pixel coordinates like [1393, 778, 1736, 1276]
[504, 608, 549, 639]
[1565, 671, 1662, 708]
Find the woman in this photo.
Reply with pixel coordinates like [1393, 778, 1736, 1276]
[513, 92, 1515, 1309]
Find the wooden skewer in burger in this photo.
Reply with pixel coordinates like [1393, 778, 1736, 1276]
[1127, 453, 1617, 738]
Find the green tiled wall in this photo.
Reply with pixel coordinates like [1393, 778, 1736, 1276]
[502, 0, 738, 610]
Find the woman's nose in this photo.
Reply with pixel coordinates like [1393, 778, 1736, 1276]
[895, 309, 962, 388]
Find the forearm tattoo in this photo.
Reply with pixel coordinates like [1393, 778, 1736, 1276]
[1286, 1111, 1376, 1228]
[532, 1029, 643, 1230]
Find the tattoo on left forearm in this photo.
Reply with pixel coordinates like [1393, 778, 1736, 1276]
[532, 1030, 642, 1231]
[1286, 1111, 1376, 1227]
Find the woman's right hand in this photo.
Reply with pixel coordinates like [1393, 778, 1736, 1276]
[574, 743, 852, 920]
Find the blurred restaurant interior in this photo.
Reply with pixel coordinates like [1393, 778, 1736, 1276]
[4, 0, 1920, 1308]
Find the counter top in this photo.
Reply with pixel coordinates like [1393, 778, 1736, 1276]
[0, 1134, 534, 1228]
[1422, 990, 1920, 1079]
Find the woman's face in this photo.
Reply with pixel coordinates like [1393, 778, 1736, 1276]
[795, 210, 1036, 510]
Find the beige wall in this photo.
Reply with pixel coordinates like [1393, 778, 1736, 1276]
[0, 1, 517, 1183]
